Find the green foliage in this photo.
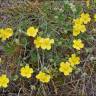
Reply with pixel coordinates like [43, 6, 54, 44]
[3, 41, 16, 55]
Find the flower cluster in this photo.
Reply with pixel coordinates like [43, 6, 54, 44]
[0, 9, 92, 87]
[0, 74, 9, 88]
[34, 37, 54, 50]
[26, 26, 54, 50]
[73, 13, 91, 36]
[72, 13, 91, 50]
[20, 65, 51, 83]
[0, 28, 13, 41]
[59, 54, 80, 76]
[65, 13, 91, 76]
[36, 71, 51, 83]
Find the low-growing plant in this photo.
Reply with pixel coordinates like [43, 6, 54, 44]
[0, 0, 96, 96]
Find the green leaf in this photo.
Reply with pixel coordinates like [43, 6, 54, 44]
[3, 41, 16, 55]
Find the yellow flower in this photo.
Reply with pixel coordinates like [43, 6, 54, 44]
[36, 71, 51, 83]
[73, 39, 84, 50]
[0, 28, 13, 41]
[73, 28, 81, 36]
[69, 54, 80, 67]
[41, 38, 54, 50]
[0, 74, 9, 88]
[73, 18, 86, 36]
[34, 37, 54, 50]
[27, 27, 38, 37]
[80, 13, 91, 24]
[34, 36, 44, 48]
[73, 18, 83, 25]
[59, 62, 73, 76]
[80, 24, 86, 33]
[20, 65, 33, 78]
[73, 24, 86, 36]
